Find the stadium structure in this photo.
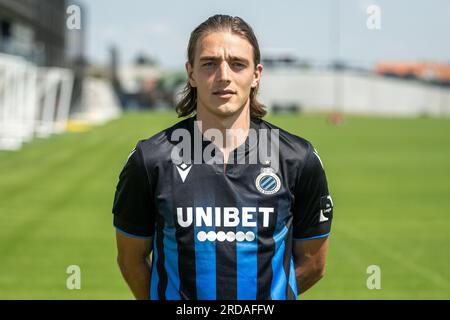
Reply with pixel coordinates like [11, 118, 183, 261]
[0, 0, 120, 151]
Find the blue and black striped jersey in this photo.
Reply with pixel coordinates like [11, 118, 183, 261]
[112, 115, 333, 300]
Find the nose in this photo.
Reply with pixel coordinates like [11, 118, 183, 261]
[216, 61, 231, 83]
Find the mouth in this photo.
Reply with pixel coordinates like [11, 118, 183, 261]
[212, 89, 236, 98]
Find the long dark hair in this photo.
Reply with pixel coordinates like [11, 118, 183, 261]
[176, 14, 266, 118]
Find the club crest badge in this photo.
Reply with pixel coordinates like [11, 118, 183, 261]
[255, 167, 281, 195]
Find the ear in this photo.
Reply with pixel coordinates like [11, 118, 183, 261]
[185, 62, 197, 88]
[251, 63, 263, 88]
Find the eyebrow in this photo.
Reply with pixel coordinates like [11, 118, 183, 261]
[199, 56, 250, 64]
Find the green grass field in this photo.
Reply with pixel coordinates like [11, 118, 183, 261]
[1, 111, 449, 299]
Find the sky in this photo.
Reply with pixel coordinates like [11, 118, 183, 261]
[78, 0, 450, 69]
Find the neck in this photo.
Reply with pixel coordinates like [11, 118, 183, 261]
[196, 104, 250, 151]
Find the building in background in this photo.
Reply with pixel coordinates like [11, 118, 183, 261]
[0, 0, 67, 67]
[0, 0, 86, 108]
[376, 62, 450, 87]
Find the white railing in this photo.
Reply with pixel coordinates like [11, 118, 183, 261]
[0, 53, 74, 150]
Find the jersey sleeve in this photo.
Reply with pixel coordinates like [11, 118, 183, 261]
[292, 144, 333, 240]
[112, 141, 155, 238]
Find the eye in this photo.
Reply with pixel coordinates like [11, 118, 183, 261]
[202, 62, 215, 67]
[232, 62, 246, 69]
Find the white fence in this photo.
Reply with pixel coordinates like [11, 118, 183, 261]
[259, 69, 450, 117]
[0, 53, 74, 150]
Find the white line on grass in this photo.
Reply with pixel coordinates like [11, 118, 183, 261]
[339, 225, 450, 290]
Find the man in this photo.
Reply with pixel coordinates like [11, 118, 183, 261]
[112, 14, 333, 300]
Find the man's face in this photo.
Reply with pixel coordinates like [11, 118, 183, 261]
[186, 31, 263, 118]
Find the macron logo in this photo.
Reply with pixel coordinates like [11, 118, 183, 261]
[176, 163, 192, 183]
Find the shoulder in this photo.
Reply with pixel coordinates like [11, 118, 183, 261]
[134, 116, 193, 164]
[258, 118, 316, 164]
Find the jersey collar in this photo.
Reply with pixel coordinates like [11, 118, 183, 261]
[186, 114, 262, 165]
